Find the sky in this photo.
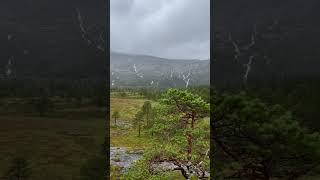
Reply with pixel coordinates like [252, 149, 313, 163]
[110, 0, 210, 60]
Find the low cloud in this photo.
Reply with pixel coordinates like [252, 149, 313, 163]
[111, 0, 210, 60]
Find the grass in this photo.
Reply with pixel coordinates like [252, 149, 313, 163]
[110, 96, 155, 148]
[0, 98, 105, 180]
[110, 97, 146, 121]
[110, 96, 153, 179]
[110, 95, 187, 179]
[111, 128, 152, 149]
[111, 91, 145, 99]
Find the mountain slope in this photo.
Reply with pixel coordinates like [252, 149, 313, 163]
[0, 0, 107, 80]
[213, 0, 320, 88]
[111, 52, 210, 88]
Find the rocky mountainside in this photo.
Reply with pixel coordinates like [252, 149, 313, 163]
[111, 51, 210, 88]
[213, 0, 320, 88]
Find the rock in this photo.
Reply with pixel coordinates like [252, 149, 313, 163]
[110, 147, 143, 174]
[150, 161, 180, 172]
[149, 160, 210, 179]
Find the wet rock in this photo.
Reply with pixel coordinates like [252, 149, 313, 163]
[110, 147, 143, 173]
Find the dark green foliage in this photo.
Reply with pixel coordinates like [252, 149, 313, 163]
[111, 87, 162, 100]
[248, 79, 320, 129]
[133, 110, 144, 137]
[119, 92, 127, 98]
[4, 157, 32, 180]
[212, 91, 320, 179]
[161, 89, 209, 118]
[141, 101, 152, 128]
[132, 101, 155, 136]
[126, 89, 210, 179]
[112, 110, 120, 125]
[161, 89, 209, 159]
[189, 85, 210, 102]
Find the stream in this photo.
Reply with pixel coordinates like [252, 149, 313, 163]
[110, 147, 143, 173]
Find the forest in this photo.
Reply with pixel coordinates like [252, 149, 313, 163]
[110, 87, 210, 179]
[110, 82, 320, 179]
[212, 82, 320, 179]
[212, 0, 320, 178]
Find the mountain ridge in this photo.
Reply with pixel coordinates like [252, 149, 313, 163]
[111, 51, 210, 88]
[111, 51, 209, 62]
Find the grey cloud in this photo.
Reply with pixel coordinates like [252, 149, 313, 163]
[111, 0, 210, 60]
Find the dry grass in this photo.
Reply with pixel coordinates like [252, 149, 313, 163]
[110, 98, 146, 121]
[0, 113, 104, 179]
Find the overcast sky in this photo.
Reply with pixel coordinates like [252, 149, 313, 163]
[111, 0, 210, 60]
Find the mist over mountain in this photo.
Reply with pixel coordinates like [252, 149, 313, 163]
[213, 0, 320, 88]
[111, 51, 209, 88]
[0, 0, 107, 80]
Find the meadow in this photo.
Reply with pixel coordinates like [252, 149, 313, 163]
[110, 95, 150, 146]
[0, 97, 105, 180]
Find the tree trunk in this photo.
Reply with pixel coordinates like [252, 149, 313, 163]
[146, 113, 149, 127]
[187, 132, 192, 160]
[191, 116, 194, 128]
[150, 160, 210, 179]
[187, 116, 195, 160]
[138, 124, 141, 137]
[114, 118, 116, 125]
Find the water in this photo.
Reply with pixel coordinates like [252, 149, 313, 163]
[110, 147, 143, 173]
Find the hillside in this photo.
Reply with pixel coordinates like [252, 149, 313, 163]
[213, 0, 320, 88]
[0, 0, 107, 80]
[111, 51, 210, 88]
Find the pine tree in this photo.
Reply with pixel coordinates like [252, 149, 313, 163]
[211, 91, 320, 179]
[141, 101, 152, 128]
[161, 89, 209, 159]
[133, 111, 144, 137]
[111, 110, 120, 125]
